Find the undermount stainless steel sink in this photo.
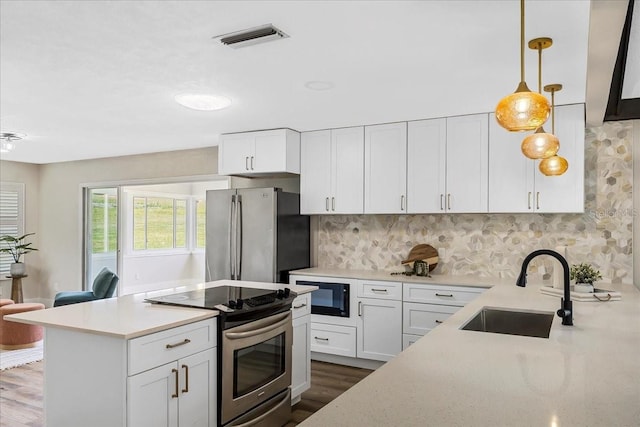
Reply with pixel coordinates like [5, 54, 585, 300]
[460, 307, 554, 338]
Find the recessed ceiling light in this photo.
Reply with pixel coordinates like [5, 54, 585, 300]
[175, 93, 232, 111]
[304, 81, 335, 91]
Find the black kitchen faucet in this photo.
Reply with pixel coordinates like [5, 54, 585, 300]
[516, 249, 573, 326]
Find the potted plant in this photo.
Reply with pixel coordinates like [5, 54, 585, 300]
[0, 232, 38, 276]
[570, 263, 602, 293]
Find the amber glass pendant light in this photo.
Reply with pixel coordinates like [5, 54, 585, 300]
[521, 37, 559, 159]
[495, 0, 550, 131]
[539, 84, 568, 176]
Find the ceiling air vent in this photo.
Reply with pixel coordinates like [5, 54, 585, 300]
[214, 24, 289, 49]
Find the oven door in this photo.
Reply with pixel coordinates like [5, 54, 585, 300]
[221, 311, 292, 426]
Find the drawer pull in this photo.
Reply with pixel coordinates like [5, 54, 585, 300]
[435, 293, 453, 297]
[166, 338, 191, 349]
[314, 336, 329, 341]
[171, 368, 179, 398]
[293, 303, 307, 309]
[435, 320, 443, 324]
[371, 288, 388, 293]
[181, 364, 189, 393]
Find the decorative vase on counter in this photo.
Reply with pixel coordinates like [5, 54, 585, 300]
[10, 262, 26, 276]
[573, 282, 594, 293]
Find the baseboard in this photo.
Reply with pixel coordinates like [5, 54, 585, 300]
[311, 352, 385, 370]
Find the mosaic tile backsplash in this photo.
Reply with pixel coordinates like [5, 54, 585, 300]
[316, 121, 634, 284]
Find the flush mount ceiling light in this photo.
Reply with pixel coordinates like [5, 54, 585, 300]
[174, 93, 232, 111]
[304, 81, 335, 91]
[213, 24, 288, 49]
[0, 132, 26, 153]
[495, 0, 551, 132]
[521, 37, 559, 160]
[539, 84, 569, 176]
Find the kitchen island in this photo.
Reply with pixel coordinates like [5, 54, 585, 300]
[295, 271, 640, 426]
[5, 279, 317, 427]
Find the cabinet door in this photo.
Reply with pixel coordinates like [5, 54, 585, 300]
[291, 314, 311, 400]
[356, 298, 402, 362]
[364, 122, 407, 214]
[253, 130, 287, 173]
[534, 103, 585, 213]
[488, 113, 535, 212]
[332, 126, 365, 214]
[128, 362, 178, 427]
[445, 114, 489, 213]
[177, 350, 217, 427]
[407, 118, 446, 213]
[219, 133, 255, 175]
[301, 130, 332, 214]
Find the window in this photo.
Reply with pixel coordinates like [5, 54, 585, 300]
[132, 196, 188, 251]
[195, 199, 206, 248]
[91, 191, 117, 254]
[0, 182, 25, 274]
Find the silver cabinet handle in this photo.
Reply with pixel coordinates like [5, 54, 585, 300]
[171, 368, 179, 398]
[435, 320, 444, 324]
[181, 364, 189, 393]
[371, 288, 388, 293]
[358, 301, 363, 316]
[245, 156, 249, 170]
[293, 303, 307, 309]
[250, 156, 254, 170]
[314, 336, 329, 341]
[536, 192, 540, 210]
[447, 193, 451, 210]
[440, 194, 444, 211]
[332, 197, 335, 211]
[435, 293, 453, 297]
[401, 195, 405, 211]
[528, 192, 532, 210]
[166, 338, 191, 349]
[325, 197, 330, 211]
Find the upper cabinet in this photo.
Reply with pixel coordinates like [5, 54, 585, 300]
[407, 114, 488, 213]
[218, 129, 300, 176]
[488, 104, 585, 213]
[364, 122, 408, 214]
[300, 127, 364, 214]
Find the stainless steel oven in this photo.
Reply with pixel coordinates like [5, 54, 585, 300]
[221, 310, 293, 426]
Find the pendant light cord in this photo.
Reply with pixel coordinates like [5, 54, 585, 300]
[551, 90, 555, 134]
[520, 0, 525, 83]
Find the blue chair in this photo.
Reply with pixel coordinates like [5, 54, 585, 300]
[53, 268, 119, 307]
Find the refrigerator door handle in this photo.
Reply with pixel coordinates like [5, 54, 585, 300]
[230, 195, 236, 280]
[236, 195, 243, 280]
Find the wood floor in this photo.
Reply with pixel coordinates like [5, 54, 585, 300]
[0, 360, 372, 427]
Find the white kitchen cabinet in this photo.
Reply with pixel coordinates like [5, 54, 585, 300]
[488, 103, 585, 213]
[402, 334, 421, 350]
[407, 114, 488, 213]
[291, 294, 311, 403]
[300, 127, 364, 214]
[218, 128, 300, 176]
[310, 323, 357, 357]
[364, 122, 407, 214]
[403, 302, 460, 336]
[356, 280, 402, 362]
[128, 349, 216, 427]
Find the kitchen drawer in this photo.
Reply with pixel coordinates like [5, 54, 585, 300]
[403, 283, 484, 306]
[128, 318, 217, 376]
[310, 323, 356, 357]
[357, 280, 402, 301]
[291, 293, 311, 319]
[402, 333, 422, 350]
[403, 302, 460, 336]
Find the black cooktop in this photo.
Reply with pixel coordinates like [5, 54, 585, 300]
[145, 285, 295, 325]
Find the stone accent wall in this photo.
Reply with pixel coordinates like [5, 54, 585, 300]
[316, 121, 634, 284]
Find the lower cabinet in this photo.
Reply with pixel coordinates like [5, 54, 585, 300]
[402, 334, 421, 350]
[127, 349, 216, 427]
[356, 297, 402, 362]
[291, 294, 311, 403]
[310, 322, 357, 357]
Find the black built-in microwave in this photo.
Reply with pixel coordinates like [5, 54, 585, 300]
[297, 280, 350, 318]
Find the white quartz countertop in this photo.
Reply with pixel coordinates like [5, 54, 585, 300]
[5, 279, 317, 339]
[298, 274, 640, 426]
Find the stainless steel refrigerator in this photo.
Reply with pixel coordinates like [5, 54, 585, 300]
[205, 187, 310, 283]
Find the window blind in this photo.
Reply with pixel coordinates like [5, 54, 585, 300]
[0, 183, 24, 274]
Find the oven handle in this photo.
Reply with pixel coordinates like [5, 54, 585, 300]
[224, 311, 290, 340]
[231, 389, 291, 427]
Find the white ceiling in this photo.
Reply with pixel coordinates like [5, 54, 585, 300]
[0, 0, 593, 164]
